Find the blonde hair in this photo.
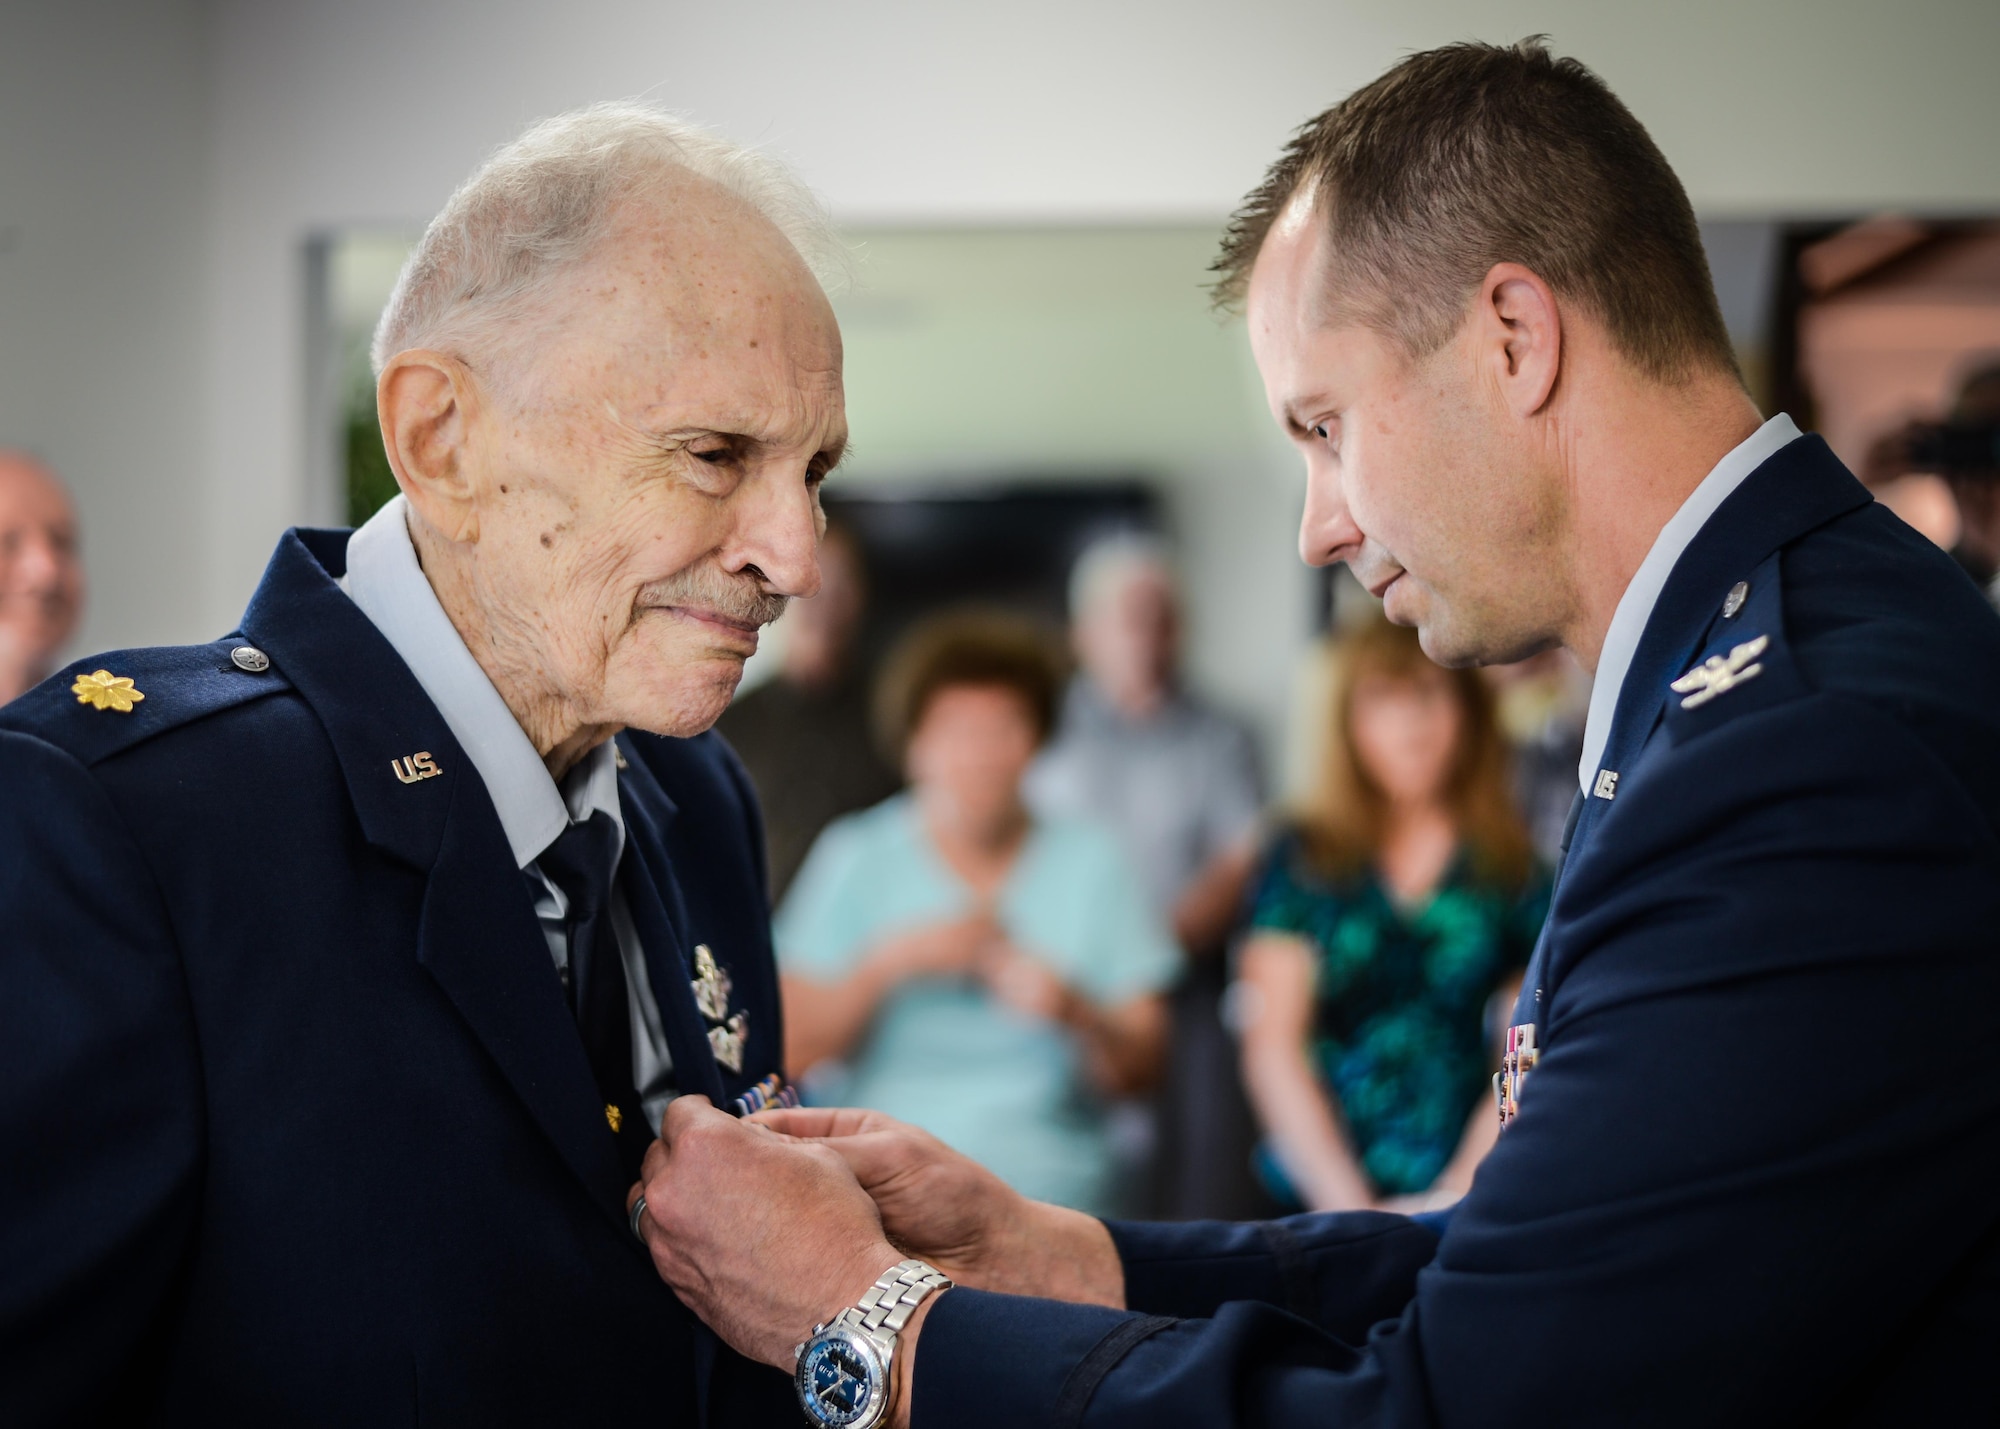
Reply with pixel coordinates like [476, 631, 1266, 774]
[1298, 617, 1532, 888]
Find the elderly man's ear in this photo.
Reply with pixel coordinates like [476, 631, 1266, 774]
[377, 351, 484, 543]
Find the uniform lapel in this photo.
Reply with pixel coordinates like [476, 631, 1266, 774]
[1518, 436, 1872, 1029]
[615, 739, 728, 1107]
[1592, 435, 1870, 802]
[240, 529, 634, 1230]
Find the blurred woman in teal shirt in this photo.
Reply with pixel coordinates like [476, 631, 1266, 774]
[1237, 617, 1548, 1215]
[775, 614, 1178, 1217]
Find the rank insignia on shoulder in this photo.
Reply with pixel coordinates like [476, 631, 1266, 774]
[1670, 634, 1768, 710]
[72, 669, 144, 713]
[1494, 1022, 1538, 1129]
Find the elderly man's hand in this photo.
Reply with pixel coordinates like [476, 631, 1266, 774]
[751, 1106, 1125, 1309]
[630, 1096, 901, 1370]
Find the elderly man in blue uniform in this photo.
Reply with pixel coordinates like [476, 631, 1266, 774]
[0, 104, 843, 1422]
[627, 40, 2000, 1429]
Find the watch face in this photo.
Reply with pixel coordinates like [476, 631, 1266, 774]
[797, 1331, 883, 1429]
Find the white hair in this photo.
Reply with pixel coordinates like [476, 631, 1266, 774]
[1068, 532, 1178, 621]
[370, 101, 846, 377]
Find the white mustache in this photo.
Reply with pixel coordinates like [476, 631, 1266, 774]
[639, 567, 788, 627]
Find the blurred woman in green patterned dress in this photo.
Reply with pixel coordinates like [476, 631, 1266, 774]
[1238, 617, 1549, 1214]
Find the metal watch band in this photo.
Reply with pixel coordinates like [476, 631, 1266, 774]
[835, 1259, 953, 1343]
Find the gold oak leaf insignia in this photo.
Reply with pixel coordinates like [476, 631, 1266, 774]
[72, 669, 145, 713]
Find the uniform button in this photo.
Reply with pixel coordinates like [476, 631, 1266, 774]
[1722, 581, 1749, 619]
[230, 645, 271, 672]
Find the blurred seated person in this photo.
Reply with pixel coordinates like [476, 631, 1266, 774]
[1862, 360, 2000, 600]
[717, 524, 899, 899]
[1238, 616, 1549, 1215]
[0, 452, 85, 704]
[777, 612, 1177, 1216]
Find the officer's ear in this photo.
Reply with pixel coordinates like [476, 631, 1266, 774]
[1478, 262, 1562, 420]
[376, 349, 482, 543]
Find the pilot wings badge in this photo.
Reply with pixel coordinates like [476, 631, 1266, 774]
[1670, 635, 1768, 710]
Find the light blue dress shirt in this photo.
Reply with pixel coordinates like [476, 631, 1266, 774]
[341, 496, 675, 1127]
[776, 794, 1180, 1215]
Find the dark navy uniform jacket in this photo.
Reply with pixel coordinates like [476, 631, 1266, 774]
[0, 529, 799, 1425]
[914, 436, 2000, 1427]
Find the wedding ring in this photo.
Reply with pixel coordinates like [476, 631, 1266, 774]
[629, 1193, 648, 1243]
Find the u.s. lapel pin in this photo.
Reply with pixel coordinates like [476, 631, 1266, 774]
[1670, 635, 1768, 710]
[391, 751, 442, 784]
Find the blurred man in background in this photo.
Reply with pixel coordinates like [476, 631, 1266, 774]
[0, 452, 84, 704]
[1865, 360, 2000, 603]
[1027, 534, 1264, 1217]
[719, 524, 899, 901]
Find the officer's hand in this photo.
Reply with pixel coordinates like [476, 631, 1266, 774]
[630, 1096, 898, 1370]
[752, 1105, 1125, 1309]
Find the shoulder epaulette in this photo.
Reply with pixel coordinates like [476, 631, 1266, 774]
[0, 637, 293, 767]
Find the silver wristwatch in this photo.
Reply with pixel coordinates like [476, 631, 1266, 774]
[793, 1259, 953, 1429]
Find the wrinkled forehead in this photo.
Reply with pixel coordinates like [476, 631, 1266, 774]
[573, 180, 837, 359]
[496, 177, 845, 442]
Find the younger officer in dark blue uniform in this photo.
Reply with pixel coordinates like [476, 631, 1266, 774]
[0, 101, 848, 1425]
[628, 41, 2000, 1429]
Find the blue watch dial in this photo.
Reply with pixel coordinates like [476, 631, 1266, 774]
[800, 1337, 877, 1427]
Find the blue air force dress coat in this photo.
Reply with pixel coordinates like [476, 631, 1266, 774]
[0, 529, 798, 1425]
[912, 435, 2000, 1427]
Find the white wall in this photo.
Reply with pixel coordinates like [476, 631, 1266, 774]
[12, 0, 2000, 653]
[0, 0, 210, 656]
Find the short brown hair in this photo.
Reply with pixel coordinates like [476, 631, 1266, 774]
[873, 611, 1063, 761]
[1214, 37, 1737, 384]
[1299, 617, 1533, 890]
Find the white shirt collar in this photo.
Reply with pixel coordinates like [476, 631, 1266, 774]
[340, 495, 623, 868]
[1577, 413, 1803, 794]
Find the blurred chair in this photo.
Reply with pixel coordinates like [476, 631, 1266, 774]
[717, 525, 900, 901]
[0, 452, 84, 705]
[776, 613, 1176, 1217]
[1026, 534, 1267, 1219]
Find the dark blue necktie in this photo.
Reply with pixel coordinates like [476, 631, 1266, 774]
[533, 811, 651, 1180]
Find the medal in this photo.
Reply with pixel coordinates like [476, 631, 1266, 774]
[730, 1071, 801, 1118]
[691, 943, 733, 1022]
[690, 942, 749, 1072]
[1494, 1022, 1539, 1129]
